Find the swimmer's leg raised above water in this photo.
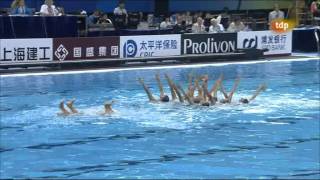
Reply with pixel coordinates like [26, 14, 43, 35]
[138, 78, 157, 102]
[164, 73, 177, 101]
[58, 100, 71, 116]
[66, 99, 79, 114]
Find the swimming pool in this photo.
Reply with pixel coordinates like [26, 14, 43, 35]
[1, 58, 319, 179]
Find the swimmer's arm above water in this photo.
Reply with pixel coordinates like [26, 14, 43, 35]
[202, 82, 215, 104]
[249, 83, 267, 101]
[220, 83, 229, 100]
[201, 78, 209, 102]
[187, 73, 194, 97]
[210, 74, 223, 98]
[227, 77, 240, 102]
[195, 77, 203, 98]
[177, 85, 193, 105]
[155, 73, 165, 97]
[164, 74, 177, 101]
[172, 81, 185, 103]
[138, 78, 157, 102]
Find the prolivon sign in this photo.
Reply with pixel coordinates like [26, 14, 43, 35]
[181, 33, 237, 55]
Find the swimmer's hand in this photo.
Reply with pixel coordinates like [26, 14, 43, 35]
[259, 84, 267, 91]
[200, 74, 209, 82]
[138, 78, 144, 83]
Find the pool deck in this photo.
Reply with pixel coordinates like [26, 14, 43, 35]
[0, 53, 319, 76]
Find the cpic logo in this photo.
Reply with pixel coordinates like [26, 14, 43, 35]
[243, 36, 258, 49]
[55, 44, 69, 61]
[123, 40, 137, 58]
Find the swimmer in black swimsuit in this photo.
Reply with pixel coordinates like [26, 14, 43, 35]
[220, 77, 240, 104]
[239, 84, 267, 104]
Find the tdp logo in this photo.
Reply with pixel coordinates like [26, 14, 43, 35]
[243, 36, 258, 49]
[123, 40, 137, 58]
[270, 19, 295, 33]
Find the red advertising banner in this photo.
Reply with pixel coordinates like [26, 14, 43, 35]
[53, 37, 119, 61]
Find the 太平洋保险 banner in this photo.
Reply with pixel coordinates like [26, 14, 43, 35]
[53, 37, 119, 61]
[0, 38, 53, 63]
[181, 33, 237, 55]
[120, 35, 181, 58]
[237, 31, 292, 55]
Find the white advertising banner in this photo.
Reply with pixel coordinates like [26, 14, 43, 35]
[120, 35, 181, 58]
[0, 38, 53, 63]
[237, 31, 292, 55]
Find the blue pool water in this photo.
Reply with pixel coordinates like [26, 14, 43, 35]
[0, 59, 319, 179]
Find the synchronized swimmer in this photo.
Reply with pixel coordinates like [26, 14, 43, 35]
[58, 99, 115, 116]
[138, 73, 267, 106]
[58, 73, 266, 116]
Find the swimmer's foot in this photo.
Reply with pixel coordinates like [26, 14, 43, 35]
[66, 99, 75, 109]
[66, 99, 79, 114]
[66, 99, 76, 107]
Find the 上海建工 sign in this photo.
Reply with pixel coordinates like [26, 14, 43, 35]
[0, 39, 53, 63]
[237, 30, 292, 55]
[120, 35, 181, 58]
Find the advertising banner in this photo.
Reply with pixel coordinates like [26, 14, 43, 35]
[0, 38, 53, 63]
[120, 35, 181, 58]
[237, 31, 292, 55]
[53, 37, 119, 61]
[181, 33, 237, 55]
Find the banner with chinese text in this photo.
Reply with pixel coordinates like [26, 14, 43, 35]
[0, 38, 53, 63]
[120, 35, 181, 58]
[237, 31, 292, 55]
[53, 37, 119, 61]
